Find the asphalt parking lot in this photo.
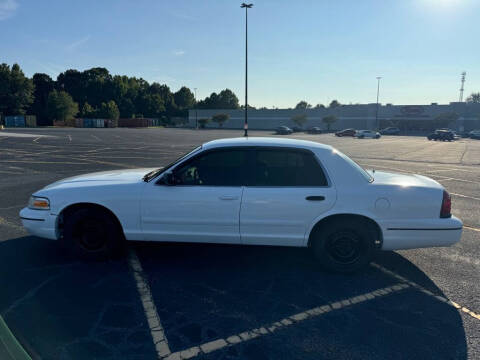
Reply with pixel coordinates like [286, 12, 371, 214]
[0, 127, 479, 360]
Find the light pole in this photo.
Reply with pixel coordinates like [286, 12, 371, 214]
[241, 3, 253, 137]
[194, 87, 198, 129]
[375, 76, 382, 130]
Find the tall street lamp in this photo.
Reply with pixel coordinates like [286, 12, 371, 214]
[375, 76, 382, 130]
[194, 87, 198, 129]
[241, 3, 253, 137]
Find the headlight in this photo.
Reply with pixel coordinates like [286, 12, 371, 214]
[28, 196, 50, 210]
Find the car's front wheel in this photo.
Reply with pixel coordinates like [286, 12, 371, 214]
[311, 219, 374, 273]
[62, 207, 125, 260]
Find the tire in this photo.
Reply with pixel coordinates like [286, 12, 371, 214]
[62, 207, 125, 261]
[311, 219, 374, 273]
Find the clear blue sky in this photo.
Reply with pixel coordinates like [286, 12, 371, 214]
[1, 0, 479, 107]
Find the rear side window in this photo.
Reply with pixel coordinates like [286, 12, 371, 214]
[175, 149, 248, 186]
[253, 149, 328, 186]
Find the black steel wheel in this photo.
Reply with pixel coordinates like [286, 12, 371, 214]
[62, 207, 125, 260]
[311, 218, 375, 273]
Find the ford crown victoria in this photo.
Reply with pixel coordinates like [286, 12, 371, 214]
[20, 137, 462, 272]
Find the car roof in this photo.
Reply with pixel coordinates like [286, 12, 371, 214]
[202, 137, 333, 151]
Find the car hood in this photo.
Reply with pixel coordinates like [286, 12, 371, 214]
[369, 170, 443, 189]
[42, 168, 157, 189]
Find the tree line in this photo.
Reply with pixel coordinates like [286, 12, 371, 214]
[0, 63, 240, 125]
[1, 63, 479, 126]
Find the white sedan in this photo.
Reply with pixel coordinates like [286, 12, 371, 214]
[355, 130, 381, 139]
[20, 137, 462, 272]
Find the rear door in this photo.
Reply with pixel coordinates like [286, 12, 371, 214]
[240, 147, 336, 246]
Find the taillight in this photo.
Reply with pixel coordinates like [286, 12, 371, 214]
[440, 190, 451, 218]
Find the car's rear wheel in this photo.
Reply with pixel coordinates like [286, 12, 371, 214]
[62, 207, 125, 260]
[311, 219, 374, 273]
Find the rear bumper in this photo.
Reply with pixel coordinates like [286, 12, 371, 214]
[380, 216, 462, 250]
[19, 207, 58, 240]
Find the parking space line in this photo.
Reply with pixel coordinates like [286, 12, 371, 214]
[162, 283, 410, 360]
[450, 193, 480, 201]
[33, 137, 41, 143]
[464, 225, 480, 233]
[127, 248, 171, 358]
[432, 176, 479, 185]
[371, 263, 480, 321]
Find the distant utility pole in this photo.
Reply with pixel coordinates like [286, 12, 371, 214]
[375, 76, 382, 130]
[241, 2, 253, 137]
[459, 72, 466, 102]
[194, 87, 198, 129]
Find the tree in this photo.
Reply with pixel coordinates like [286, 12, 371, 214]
[97, 100, 120, 120]
[0, 63, 34, 115]
[198, 118, 210, 128]
[81, 102, 96, 118]
[47, 90, 79, 121]
[291, 114, 308, 128]
[314, 103, 325, 109]
[211, 113, 229, 127]
[173, 86, 195, 110]
[466, 92, 480, 103]
[322, 115, 338, 131]
[30, 73, 54, 125]
[329, 100, 341, 108]
[197, 89, 240, 109]
[295, 101, 311, 110]
[137, 94, 165, 118]
[433, 112, 458, 129]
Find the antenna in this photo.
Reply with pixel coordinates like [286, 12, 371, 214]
[459, 72, 466, 102]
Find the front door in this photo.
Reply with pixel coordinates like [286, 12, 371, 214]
[240, 147, 336, 246]
[141, 148, 248, 244]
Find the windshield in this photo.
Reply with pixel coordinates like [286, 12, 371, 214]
[143, 145, 202, 182]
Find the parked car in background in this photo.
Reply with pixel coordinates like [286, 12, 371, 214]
[275, 126, 293, 135]
[468, 129, 480, 139]
[355, 130, 381, 139]
[427, 130, 455, 141]
[307, 127, 323, 134]
[20, 137, 462, 273]
[291, 126, 303, 133]
[335, 128, 356, 137]
[379, 127, 400, 135]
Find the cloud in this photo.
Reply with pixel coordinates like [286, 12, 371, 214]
[172, 49, 186, 56]
[0, 0, 18, 20]
[66, 35, 91, 52]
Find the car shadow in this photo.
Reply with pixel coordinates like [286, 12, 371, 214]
[134, 242, 468, 360]
[0, 236, 468, 360]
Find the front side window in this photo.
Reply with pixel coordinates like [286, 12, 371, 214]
[253, 149, 328, 187]
[174, 149, 248, 186]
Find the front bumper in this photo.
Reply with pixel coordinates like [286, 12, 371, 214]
[19, 207, 58, 240]
[380, 216, 463, 251]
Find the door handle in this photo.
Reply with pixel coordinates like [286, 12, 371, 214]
[219, 195, 239, 200]
[306, 196, 325, 201]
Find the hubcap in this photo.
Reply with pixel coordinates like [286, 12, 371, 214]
[75, 218, 107, 251]
[326, 231, 362, 265]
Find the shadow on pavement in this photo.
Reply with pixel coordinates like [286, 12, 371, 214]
[0, 236, 156, 360]
[135, 242, 468, 360]
[0, 236, 468, 360]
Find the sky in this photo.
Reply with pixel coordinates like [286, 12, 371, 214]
[1, 0, 479, 108]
